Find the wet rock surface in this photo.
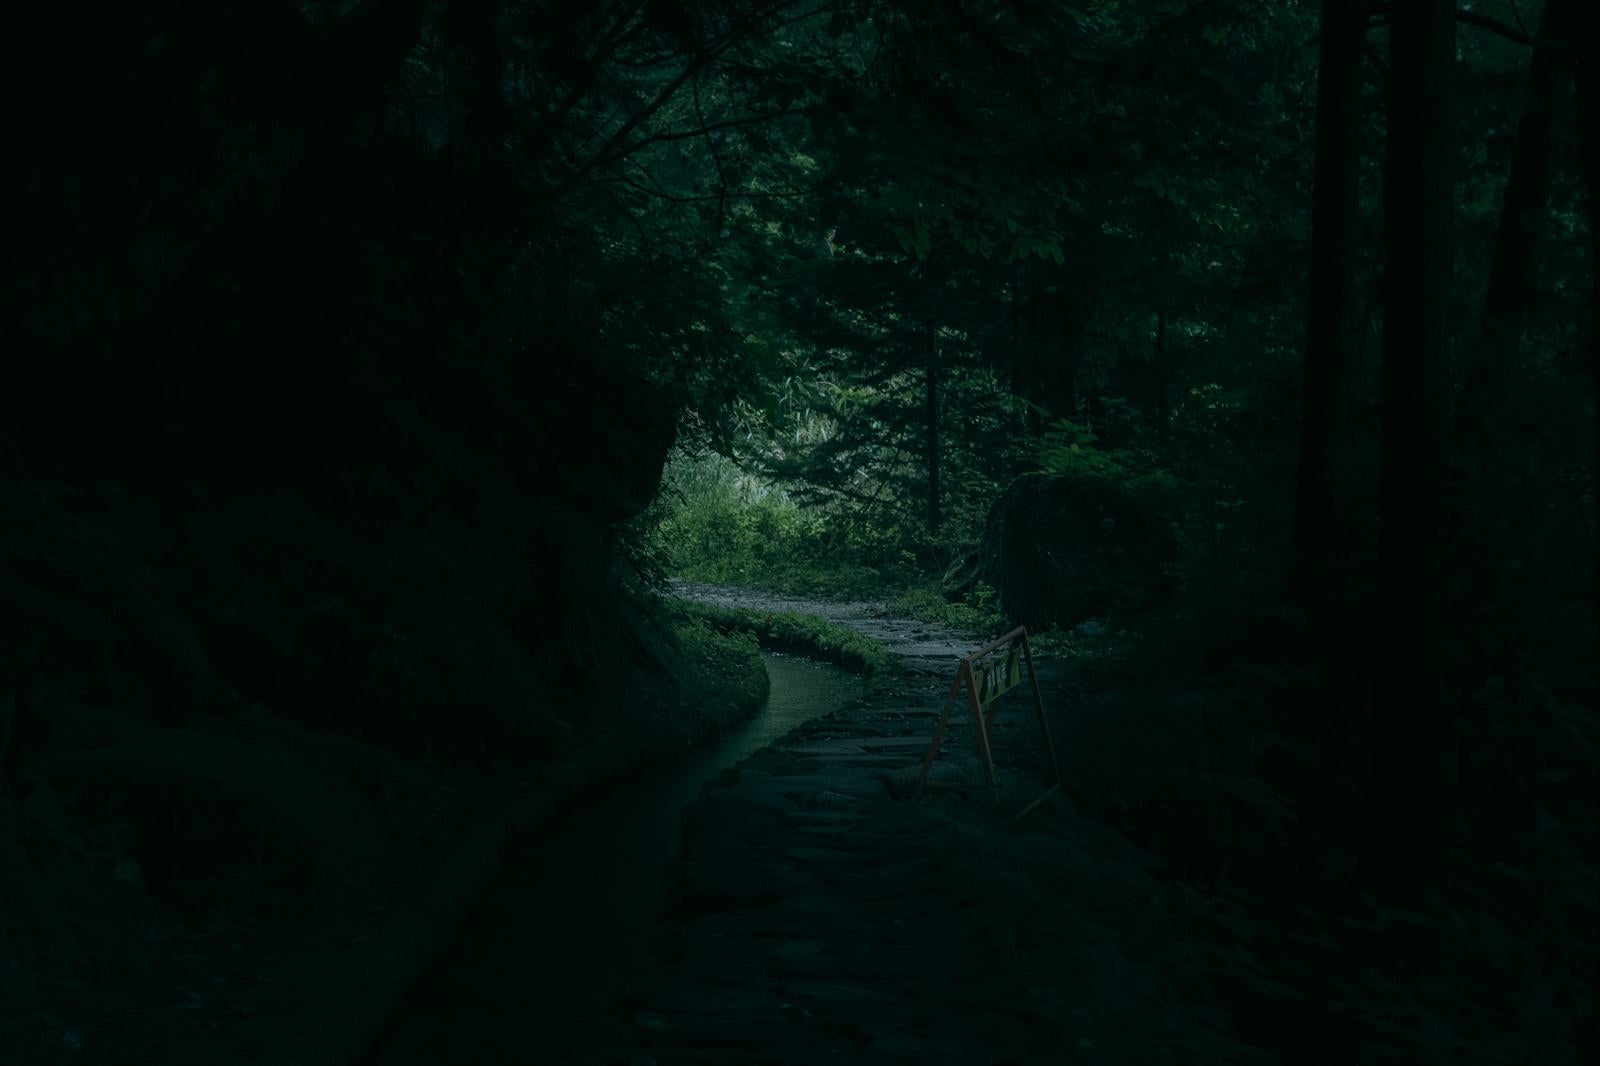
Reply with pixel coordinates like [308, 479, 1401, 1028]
[630, 586, 1070, 1065]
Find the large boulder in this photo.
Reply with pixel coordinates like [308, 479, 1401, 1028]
[979, 473, 1176, 629]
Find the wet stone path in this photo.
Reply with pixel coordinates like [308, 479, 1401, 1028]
[626, 586, 1070, 1065]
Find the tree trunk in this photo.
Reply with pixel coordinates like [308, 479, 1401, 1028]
[1476, 0, 1576, 383]
[1009, 261, 1031, 453]
[1154, 312, 1170, 449]
[927, 323, 942, 536]
[1576, 3, 1600, 627]
[1364, 0, 1457, 904]
[1291, 0, 1365, 626]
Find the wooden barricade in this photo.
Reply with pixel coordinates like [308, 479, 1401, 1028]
[915, 626, 1063, 819]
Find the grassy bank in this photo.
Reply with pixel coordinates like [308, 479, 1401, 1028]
[671, 600, 891, 675]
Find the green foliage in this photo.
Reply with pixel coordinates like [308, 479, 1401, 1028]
[885, 583, 1006, 636]
[1035, 414, 1173, 488]
[659, 611, 772, 720]
[653, 449, 931, 597]
[671, 600, 890, 675]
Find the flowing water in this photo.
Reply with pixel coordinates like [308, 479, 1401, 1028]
[363, 652, 864, 1064]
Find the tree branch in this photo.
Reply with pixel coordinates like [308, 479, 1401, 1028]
[551, 1, 844, 197]
[695, 67, 731, 232]
[633, 106, 810, 145]
[603, 173, 813, 204]
[542, 0, 652, 136]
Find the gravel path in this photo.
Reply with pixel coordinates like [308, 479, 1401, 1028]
[625, 585, 1073, 1065]
[667, 580, 982, 677]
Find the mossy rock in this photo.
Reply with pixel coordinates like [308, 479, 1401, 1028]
[980, 473, 1176, 629]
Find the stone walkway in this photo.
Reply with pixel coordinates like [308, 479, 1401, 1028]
[626, 586, 1072, 1065]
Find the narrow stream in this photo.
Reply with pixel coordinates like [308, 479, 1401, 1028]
[362, 652, 864, 1065]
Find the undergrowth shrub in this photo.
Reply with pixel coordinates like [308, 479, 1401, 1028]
[652, 450, 929, 596]
[886, 582, 1006, 635]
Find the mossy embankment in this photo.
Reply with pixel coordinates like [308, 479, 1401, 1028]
[0, 365, 763, 1066]
[1, 559, 768, 1066]
[670, 599, 891, 675]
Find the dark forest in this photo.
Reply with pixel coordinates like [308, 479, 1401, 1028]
[2, 1, 1595, 1063]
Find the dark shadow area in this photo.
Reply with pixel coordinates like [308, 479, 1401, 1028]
[362, 653, 863, 1066]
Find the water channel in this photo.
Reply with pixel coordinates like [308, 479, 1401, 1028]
[361, 651, 865, 1065]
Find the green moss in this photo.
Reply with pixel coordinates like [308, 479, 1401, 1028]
[670, 600, 890, 674]
[662, 613, 771, 731]
[886, 583, 1007, 635]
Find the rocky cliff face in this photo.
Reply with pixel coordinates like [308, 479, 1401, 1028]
[0, 17, 699, 1051]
